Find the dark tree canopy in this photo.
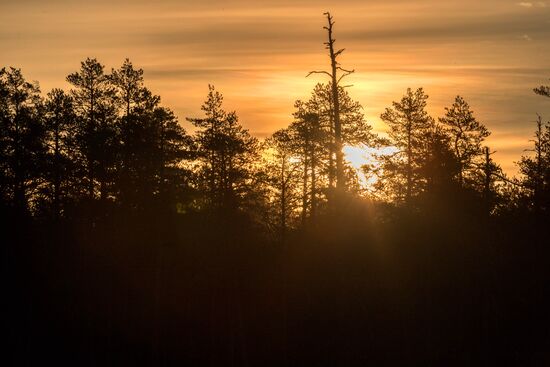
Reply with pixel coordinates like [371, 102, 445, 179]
[187, 85, 259, 212]
[0, 67, 46, 213]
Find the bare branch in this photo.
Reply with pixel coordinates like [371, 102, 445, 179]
[323, 12, 334, 25]
[493, 173, 524, 187]
[337, 66, 354, 74]
[337, 70, 355, 84]
[472, 162, 524, 187]
[306, 70, 333, 78]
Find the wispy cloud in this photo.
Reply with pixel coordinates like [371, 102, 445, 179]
[517, 1, 546, 7]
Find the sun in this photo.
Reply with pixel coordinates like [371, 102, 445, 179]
[344, 145, 398, 168]
[344, 144, 399, 188]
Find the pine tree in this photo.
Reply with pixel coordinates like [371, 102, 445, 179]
[307, 13, 355, 192]
[378, 88, 435, 203]
[305, 83, 376, 190]
[0, 67, 46, 214]
[288, 108, 326, 223]
[43, 88, 77, 218]
[518, 114, 550, 215]
[109, 59, 147, 117]
[152, 106, 194, 210]
[262, 128, 302, 238]
[67, 58, 116, 200]
[187, 85, 259, 211]
[438, 96, 489, 188]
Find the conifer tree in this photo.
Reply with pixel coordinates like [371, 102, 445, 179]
[0, 67, 46, 213]
[438, 96, 489, 187]
[67, 58, 116, 200]
[518, 114, 550, 215]
[43, 89, 77, 217]
[187, 85, 259, 211]
[262, 128, 302, 237]
[378, 88, 434, 203]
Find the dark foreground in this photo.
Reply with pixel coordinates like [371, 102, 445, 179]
[3, 205, 550, 366]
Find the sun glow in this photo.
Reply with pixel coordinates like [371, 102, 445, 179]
[344, 145, 399, 189]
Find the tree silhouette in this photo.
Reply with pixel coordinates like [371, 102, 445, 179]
[107, 59, 190, 210]
[304, 83, 377, 190]
[421, 123, 460, 194]
[67, 58, 116, 200]
[151, 106, 194, 211]
[519, 114, 550, 216]
[287, 108, 325, 223]
[438, 95, 490, 188]
[307, 13, 355, 192]
[479, 146, 503, 212]
[378, 88, 434, 203]
[0, 67, 46, 214]
[534, 81, 550, 98]
[42, 88, 77, 218]
[261, 128, 302, 238]
[187, 85, 259, 212]
[108, 58, 149, 118]
[523, 80, 550, 216]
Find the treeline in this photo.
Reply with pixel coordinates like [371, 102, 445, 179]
[3, 62, 550, 366]
[3, 12, 550, 365]
[1, 59, 549, 233]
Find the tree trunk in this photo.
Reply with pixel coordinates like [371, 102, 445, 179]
[301, 146, 309, 225]
[328, 112, 335, 189]
[310, 145, 316, 220]
[88, 89, 95, 199]
[455, 135, 463, 187]
[325, 13, 345, 191]
[54, 118, 61, 219]
[406, 121, 412, 203]
[535, 115, 542, 216]
[13, 108, 27, 213]
[280, 155, 287, 240]
[483, 147, 491, 202]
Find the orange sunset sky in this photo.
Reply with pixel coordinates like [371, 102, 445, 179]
[2, 0, 550, 175]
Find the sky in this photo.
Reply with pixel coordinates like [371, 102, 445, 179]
[2, 0, 550, 175]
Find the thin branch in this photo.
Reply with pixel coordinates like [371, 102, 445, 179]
[337, 70, 355, 84]
[471, 162, 525, 187]
[337, 66, 354, 74]
[306, 70, 333, 78]
[493, 172, 525, 187]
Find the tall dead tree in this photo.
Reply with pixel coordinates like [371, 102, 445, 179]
[307, 12, 354, 192]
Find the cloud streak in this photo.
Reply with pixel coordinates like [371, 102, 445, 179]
[517, 1, 546, 7]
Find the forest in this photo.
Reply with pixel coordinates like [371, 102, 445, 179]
[2, 13, 550, 367]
